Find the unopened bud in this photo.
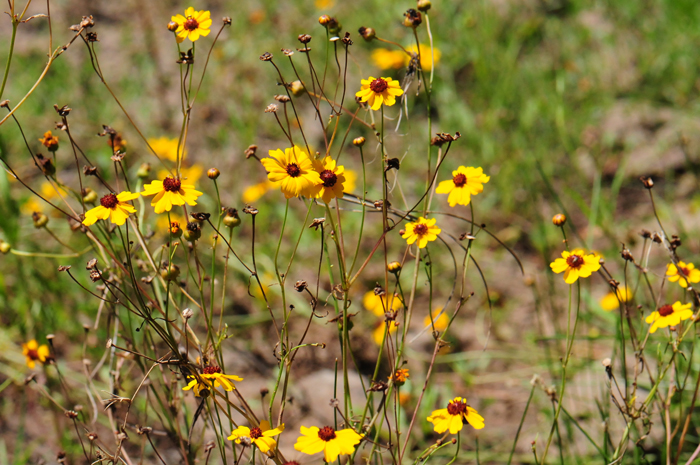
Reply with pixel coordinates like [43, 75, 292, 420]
[160, 263, 180, 281]
[319, 15, 332, 26]
[82, 188, 98, 204]
[387, 261, 402, 274]
[417, 0, 432, 12]
[353, 136, 366, 147]
[0, 240, 10, 254]
[207, 168, 220, 180]
[552, 214, 566, 226]
[32, 212, 49, 229]
[167, 21, 179, 32]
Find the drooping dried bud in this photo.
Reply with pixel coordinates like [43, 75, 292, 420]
[353, 136, 366, 147]
[403, 9, 422, 27]
[620, 245, 634, 262]
[358, 26, 376, 41]
[223, 17, 232, 26]
[160, 263, 180, 281]
[244, 145, 258, 159]
[640, 176, 654, 189]
[552, 214, 566, 226]
[289, 81, 305, 96]
[32, 212, 49, 229]
[294, 280, 308, 292]
[387, 261, 402, 274]
[417, 0, 432, 11]
[223, 208, 241, 228]
[167, 21, 179, 32]
[207, 168, 220, 179]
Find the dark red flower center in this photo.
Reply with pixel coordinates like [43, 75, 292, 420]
[283, 462, 300, 465]
[286, 163, 301, 177]
[163, 177, 182, 192]
[413, 223, 429, 236]
[100, 193, 119, 209]
[680, 267, 690, 277]
[202, 366, 222, 375]
[566, 254, 584, 269]
[26, 348, 39, 360]
[453, 173, 467, 187]
[447, 399, 468, 416]
[320, 170, 337, 187]
[250, 427, 263, 439]
[370, 78, 389, 93]
[658, 304, 674, 317]
[317, 426, 337, 441]
[184, 17, 199, 31]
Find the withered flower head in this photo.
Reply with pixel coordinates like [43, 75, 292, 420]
[39, 131, 59, 151]
[83, 165, 98, 176]
[54, 104, 72, 116]
[640, 176, 654, 189]
[358, 26, 376, 41]
[265, 104, 278, 113]
[259, 52, 273, 61]
[0, 100, 9, 108]
[169, 221, 183, 237]
[86, 32, 98, 42]
[294, 280, 308, 292]
[89, 269, 102, 282]
[274, 94, 291, 102]
[223, 208, 241, 228]
[190, 212, 211, 222]
[341, 32, 353, 45]
[35, 153, 56, 175]
[298, 34, 312, 44]
[177, 49, 194, 64]
[244, 145, 258, 159]
[309, 217, 326, 230]
[242, 205, 258, 215]
[80, 15, 95, 28]
[281, 48, 294, 57]
[223, 17, 232, 26]
[86, 258, 98, 270]
[403, 9, 422, 27]
[183, 221, 202, 242]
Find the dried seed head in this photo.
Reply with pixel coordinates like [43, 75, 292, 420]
[183, 222, 201, 242]
[169, 221, 183, 237]
[182, 308, 194, 320]
[274, 94, 291, 103]
[86, 258, 98, 270]
[190, 212, 210, 222]
[620, 245, 634, 262]
[281, 48, 295, 57]
[601, 358, 611, 368]
[403, 9, 422, 27]
[32, 212, 49, 229]
[36, 153, 56, 175]
[640, 176, 654, 189]
[244, 145, 258, 159]
[353, 136, 366, 147]
[552, 214, 566, 226]
[417, 0, 432, 11]
[80, 15, 95, 28]
[265, 104, 278, 113]
[86, 32, 98, 42]
[358, 26, 376, 41]
[83, 165, 98, 176]
[167, 21, 179, 32]
[89, 269, 102, 282]
[259, 52, 273, 61]
[243, 205, 258, 215]
[298, 34, 312, 44]
[223, 208, 241, 228]
[223, 17, 232, 26]
[54, 104, 72, 116]
[87, 432, 98, 441]
[0, 100, 9, 108]
[294, 280, 308, 292]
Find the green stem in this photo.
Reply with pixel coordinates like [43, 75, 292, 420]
[0, 20, 18, 101]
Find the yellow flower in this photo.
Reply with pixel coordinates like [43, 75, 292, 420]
[600, 286, 632, 311]
[182, 366, 243, 396]
[309, 156, 346, 203]
[435, 166, 490, 207]
[355, 76, 404, 111]
[373, 320, 399, 345]
[402, 217, 441, 249]
[149, 137, 183, 162]
[294, 425, 362, 463]
[344, 169, 357, 193]
[315, 0, 335, 8]
[406, 44, 442, 71]
[363, 291, 403, 317]
[82, 191, 140, 226]
[260, 146, 321, 199]
[158, 164, 203, 185]
[228, 421, 285, 455]
[424, 308, 449, 331]
[666, 262, 700, 288]
[646, 301, 693, 333]
[141, 177, 203, 214]
[549, 249, 601, 284]
[389, 368, 410, 386]
[427, 397, 485, 434]
[38, 131, 59, 151]
[242, 180, 277, 203]
[21, 182, 67, 214]
[22, 340, 50, 369]
[371, 48, 406, 70]
[171, 7, 212, 43]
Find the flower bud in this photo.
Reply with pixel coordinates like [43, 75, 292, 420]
[387, 261, 402, 274]
[289, 80, 305, 96]
[417, 0, 432, 12]
[0, 240, 11, 254]
[403, 9, 422, 27]
[32, 212, 49, 229]
[223, 208, 241, 228]
[353, 136, 366, 147]
[318, 15, 332, 26]
[167, 21, 179, 32]
[640, 176, 654, 189]
[358, 26, 376, 41]
[160, 263, 180, 281]
[137, 163, 151, 179]
[552, 214, 566, 226]
[81, 188, 98, 204]
[207, 168, 220, 180]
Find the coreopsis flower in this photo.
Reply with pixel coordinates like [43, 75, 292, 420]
[171, 7, 212, 43]
[389, 368, 410, 386]
[260, 146, 321, 199]
[228, 421, 285, 455]
[424, 308, 449, 331]
[427, 397, 485, 434]
[344, 169, 357, 193]
[22, 340, 50, 369]
[148, 136, 183, 162]
[402, 217, 441, 249]
[371, 48, 406, 70]
[82, 191, 141, 226]
[141, 177, 203, 214]
[158, 165, 203, 185]
[406, 44, 441, 71]
[294, 426, 362, 463]
[309, 156, 346, 204]
[549, 249, 601, 284]
[182, 366, 243, 396]
[363, 291, 403, 317]
[600, 286, 632, 311]
[38, 131, 59, 152]
[435, 166, 490, 207]
[242, 180, 277, 203]
[666, 261, 700, 288]
[646, 301, 693, 333]
[355, 76, 404, 111]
